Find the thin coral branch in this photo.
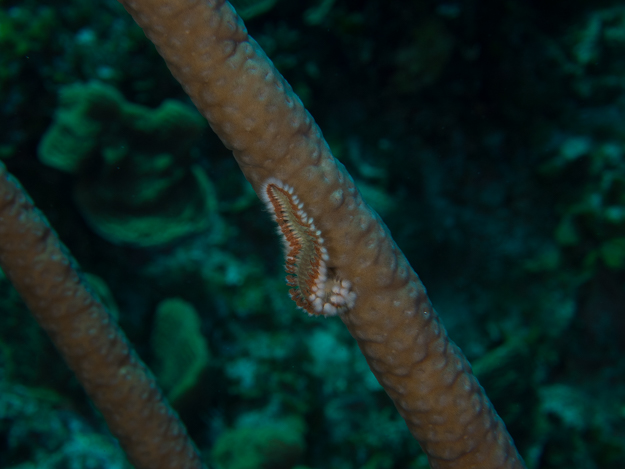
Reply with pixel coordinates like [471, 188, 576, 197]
[0, 161, 205, 469]
[115, 0, 526, 467]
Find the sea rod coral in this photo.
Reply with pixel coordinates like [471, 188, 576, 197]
[115, 0, 525, 467]
[0, 162, 205, 469]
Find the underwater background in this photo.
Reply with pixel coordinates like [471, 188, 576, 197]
[1, 0, 624, 467]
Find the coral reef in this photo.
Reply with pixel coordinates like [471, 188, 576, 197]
[1, 0, 625, 468]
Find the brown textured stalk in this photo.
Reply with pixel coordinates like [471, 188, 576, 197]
[119, 0, 526, 467]
[0, 162, 205, 469]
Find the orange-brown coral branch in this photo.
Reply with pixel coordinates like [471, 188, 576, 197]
[118, 0, 526, 466]
[0, 161, 205, 469]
